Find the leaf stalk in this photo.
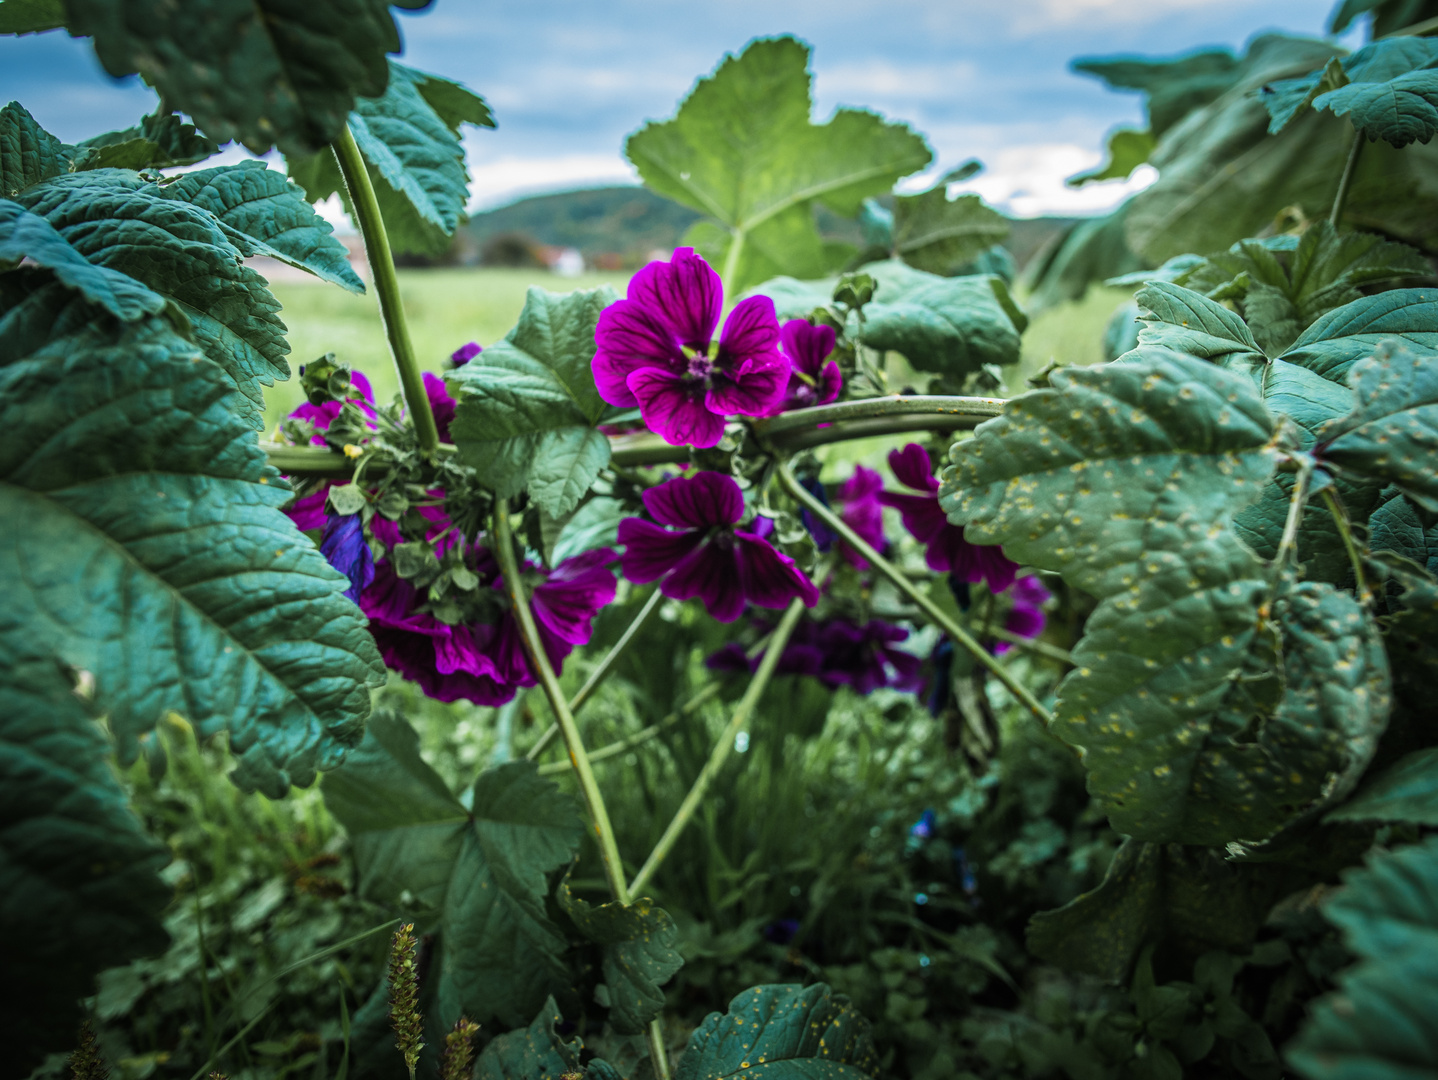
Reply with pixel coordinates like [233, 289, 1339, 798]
[776, 459, 1054, 728]
[330, 124, 440, 457]
[1321, 486, 1373, 607]
[1329, 131, 1364, 230]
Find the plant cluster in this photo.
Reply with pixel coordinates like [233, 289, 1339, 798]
[3, 2, 1438, 1079]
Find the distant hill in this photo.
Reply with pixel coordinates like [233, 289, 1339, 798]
[461, 185, 1075, 272]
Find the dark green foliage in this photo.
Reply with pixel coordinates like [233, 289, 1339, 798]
[1327, 748, 1438, 825]
[449, 285, 619, 515]
[1021, 202, 1148, 312]
[558, 877, 684, 1035]
[156, 160, 366, 293]
[288, 61, 490, 257]
[889, 186, 1010, 277]
[1263, 38, 1438, 148]
[0, 0, 65, 33]
[60, 0, 419, 157]
[474, 997, 581, 1080]
[323, 712, 585, 1029]
[1331, 0, 1438, 35]
[0, 100, 85, 197]
[626, 36, 931, 291]
[78, 111, 219, 170]
[679, 984, 880, 1080]
[1075, 49, 1242, 139]
[1, 642, 170, 1077]
[1287, 838, 1438, 1079]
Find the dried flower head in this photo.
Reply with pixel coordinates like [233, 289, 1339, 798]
[439, 1017, 481, 1080]
[68, 1022, 108, 1080]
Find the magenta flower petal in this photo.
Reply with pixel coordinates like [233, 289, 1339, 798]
[628, 247, 723, 350]
[706, 352, 788, 417]
[662, 540, 746, 622]
[733, 532, 820, 610]
[878, 490, 950, 548]
[952, 542, 1019, 592]
[451, 342, 482, 366]
[594, 302, 686, 408]
[627, 366, 728, 448]
[320, 513, 374, 603]
[1006, 604, 1046, 640]
[888, 443, 940, 494]
[619, 518, 706, 582]
[369, 514, 402, 551]
[286, 485, 331, 531]
[718, 295, 782, 363]
[424, 372, 457, 442]
[780, 320, 837, 377]
[815, 362, 843, 406]
[642, 471, 745, 529]
[531, 548, 618, 648]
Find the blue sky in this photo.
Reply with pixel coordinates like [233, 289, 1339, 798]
[1, 0, 1358, 217]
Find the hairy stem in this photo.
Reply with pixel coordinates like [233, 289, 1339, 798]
[1330, 132, 1364, 229]
[777, 460, 1053, 728]
[491, 502, 630, 902]
[628, 594, 810, 897]
[526, 587, 667, 761]
[1322, 486, 1373, 606]
[331, 124, 440, 456]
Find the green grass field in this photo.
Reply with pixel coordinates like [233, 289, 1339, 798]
[260, 267, 1131, 433]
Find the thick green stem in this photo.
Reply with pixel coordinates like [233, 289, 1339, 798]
[331, 124, 440, 457]
[526, 587, 667, 761]
[720, 228, 746, 290]
[777, 460, 1054, 728]
[754, 394, 1004, 435]
[628, 594, 810, 897]
[1322, 487, 1373, 606]
[491, 502, 629, 901]
[1330, 132, 1364, 229]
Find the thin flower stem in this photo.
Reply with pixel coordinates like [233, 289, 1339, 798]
[526, 587, 667, 761]
[331, 124, 440, 457]
[263, 396, 1007, 477]
[1330, 132, 1364, 229]
[1321, 486, 1373, 606]
[1269, 461, 1314, 591]
[491, 501, 630, 904]
[776, 460, 1054, 728]
[628, 592, 812, 897]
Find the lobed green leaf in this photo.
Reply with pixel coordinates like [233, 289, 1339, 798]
[890, 187, 1009, 277]
[474, 996, 582, 1080]
[0, 100, 85, 198]
[1328, 748, 1438, 826]
[79, 111, 219, 170]
[1264, 38, 1438, 147]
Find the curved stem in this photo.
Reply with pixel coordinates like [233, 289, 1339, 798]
[1330, 132, 1364, 230]
[537, 692, 702, 776]
[777, 460, 1053, 728]
[1322, 486, 1373, 607]
[331, 124, 440, 457]
[1267, 461, 1314, 605]
[628, 594, 810, 897]
[491, 502, 629, 902]
[753, 394, 1004, 436]
[526, 587, 666, 761]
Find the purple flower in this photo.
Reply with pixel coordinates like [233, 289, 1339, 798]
[836, 466, 886, 570]
[910, 809, 936, 839]
[815, 618, 923, 695]
[523, 547, 620, 670]
[705, 637, 825, 678]
[780, 319, 842, 410]
[593, 248, 788, 448]
[879, 444, 1018, 591]
[288, 370, 376, 446]
[320, 512, 374, 603]
[424, 372, 458, 443]
[618, 472, 819, 622]
[994, 574, 1051, 655]
[451, 342, 482, 366]
[286, 485, 332, 531]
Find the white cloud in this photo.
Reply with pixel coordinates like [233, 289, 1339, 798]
[922, 143, 1157, 218]
[465, 153, 640, 211]
[1005, 0, 1250, 33]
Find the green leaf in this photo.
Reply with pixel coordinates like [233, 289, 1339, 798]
[0, 0, 65, 33]
[890, 187, 1009, 276]
[474, 997, 581, 1080]
[941, 353, 1390, 843]
[760, 259, 1024, 379]
[1320, 341, 1438, 513]
[1287, 838, 1438, 1080]
[406, 67, 496, 135]
[79, 110, 220, 170]
[0, 274, 384, 794]
[0, 198, 166, 320]
[289, 61, 486, 257]
[1, 100, 83, 198]
[1130, 280, 1264, 367]
[551, 496, 624, 566]
[558, 877, 683, 1035]
[625, 36, 931, 293]
[1068, 128, 1157, 186]
[678, 983, 881, 1080]
[1327, 748, 1438, 826]
[1119, 35, 1438, 262]
[1, 638, 171, 1075]
[449, 285, 618, 515]
[1284, 289, 1438, 385]
[323, 714, 585, 1028]
[1264, 38, 1438, 147]
[62, 0, 412, 157]
[154, 160, 365, 293]
[1074, 49, 1244, 139]
[15, 170, 291, 425]
[1020, 201, 1148, 312]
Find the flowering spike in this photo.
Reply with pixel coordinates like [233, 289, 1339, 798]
[69, 1022, 108, 1080]
[439, 1017, 481, 1080]
[388, 923, 425, 1080]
